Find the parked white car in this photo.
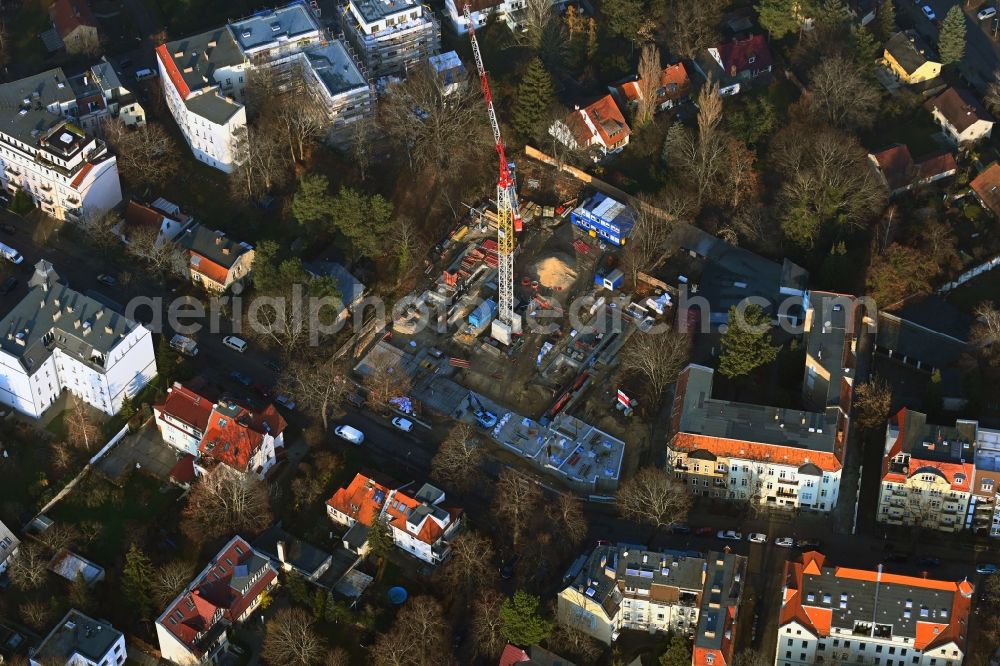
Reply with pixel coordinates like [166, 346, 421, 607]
[717, 530, 742, 541]
[775, 537, 796, 548]
[748, 533, 767, 544]
[334, 425, 364, 445]
[978, 6, 997, 20]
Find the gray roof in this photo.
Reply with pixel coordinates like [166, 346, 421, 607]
[885, 31, 936, 75]
[303, 261, 366, 303]
[306, 42, 368, 97]
[163, 27, 244, 94]
[0, 68, 76, 145]
[230, 3, 320, 52]
[890, 409, 977, 464]
[33, 609, 121, 664]
[184, 91, 242, 125]
[0, 520, 18, 564]
[350, 0, 419, 24]
[253, 525, 333, 576]
[90, 57, 123, 92]
[413, 483, 444, 505]
[802, 292, 855, 411]
[229, 552, 269, 593]
[695, 552, 745, 652]
[678, 365, 839, 454]
[343, 521, 369, 550]
[0, 262, 141, 374]
[174, 224, 251, 269]
[875, 311, 968, 371]
[526, 645, 580, 666]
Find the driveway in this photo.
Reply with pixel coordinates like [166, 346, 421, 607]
[96, 420, 181, 482]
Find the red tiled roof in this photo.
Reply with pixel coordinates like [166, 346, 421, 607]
[871, 144, 915, 192]
[169, 454, 197, 484]
[716, 35, 773, 75]
[916, 152, 957, 180]
[156, 43, 191, 99]
[671, 432, 843, 472]
[499, 644, 530, 666]
[70, 162, 93, 190]
[49, 0, 97, 38]
[154, 383, 214, 433]
[189, 252, 232, 285]
[971, 163, 1000, 215]
[658, 62, 690, 102]
[199, 402, 286, 473]
[880, 408, 974, 491]
[125, 201, 165, 231]
[584, 94, 630, 147]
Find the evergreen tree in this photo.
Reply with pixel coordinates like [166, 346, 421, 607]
[121, 543, 154, 617]
[155, 335, 179, 383]
[938, 6, 967, 65]
[661, 121, 689, 169]
[500, 590, 553, 646]
[718, 303, 781, 379]
[292, 174, 335, 234]
[366, 516, 394, 558]
[659, 635, 692, 666]
[601, 0, 644, 40]
[850, 24, 881, 69]
[755, 0, 805, 39]
[512, 58, 555, 142]
[876, 0, 895, 41]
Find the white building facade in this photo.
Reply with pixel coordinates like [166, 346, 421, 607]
[340, 0, 440, 78]
[30, 609, 125, 666]
[443, 0, 527, 34]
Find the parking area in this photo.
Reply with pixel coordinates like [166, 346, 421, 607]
[96, 421, 181, 482]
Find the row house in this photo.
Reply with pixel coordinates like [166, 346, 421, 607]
[0, 261, 156, 419]
[776, 550, 972, 666]
[925, 87, 995, 145]
[0, 69, 123, 223]
[156, 536, 278, 666]
[340, 0, 440, 78]
[157, 3, 371, 172]
[326, 473, 462, 565]
[30, 609, 125, 666]
[549, 95, 632, 162]
[153, 381, 217, 456]
[668, 293, 860, 513]
[556, 542, 745, 660]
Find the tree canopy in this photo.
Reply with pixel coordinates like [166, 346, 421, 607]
[718, 304, 780, 379]
[938, 6, 967, 65]
[500, 590, 553, 646]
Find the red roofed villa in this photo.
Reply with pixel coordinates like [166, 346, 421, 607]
[699, 34, 773, 95]
[612, 62, 691, 114]
[49, 0, 99, 55]
[549, 94, 631, 161]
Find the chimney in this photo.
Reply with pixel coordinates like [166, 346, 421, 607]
[276, 540, 287, 566]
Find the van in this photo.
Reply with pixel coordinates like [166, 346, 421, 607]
[135, 68, 157, 80]
[0, 243, 23, 265]
[333, 425, 364, 445]
[169, 334, 199, 357]
[391, 416, 414, 432]
[222, 335, 247, 353]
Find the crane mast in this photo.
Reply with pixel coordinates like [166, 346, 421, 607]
[465, 4, 521, 341]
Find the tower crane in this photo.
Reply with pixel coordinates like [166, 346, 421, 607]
[465, 4, 522, 343]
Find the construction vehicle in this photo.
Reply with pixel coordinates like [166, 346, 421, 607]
[469, 392, 498, 429]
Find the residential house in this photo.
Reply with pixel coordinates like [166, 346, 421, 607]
[846, 0, 877, 24]
[153, 381, 217, 456]
[500, 645, 581, 666]
[925, 87, 995, 145]
[49, 0, 99, 55]
[776, 550, 973, 666]
[0, 520, 19, 575]
[698, 34, 773, 95]
[155, 536, 278, 666]
[118, 199, 186, 245]
[30, 609, 125, 666]
[868, 144, 957, 196]
[668, 292, 859, 513]
[549, 95, 631, 161]
[89, 58, 146, 128]
[0, 261, 156, 419]
[444, 0, 525, 35]
[970, 429, 1000, 537]
[198, 398, 286, 479]
[877, 408, 976, 533]
[970, 162, 1000, 217]
[341, 0, 440, 78]
[0, 69, 123, 222]
[326, 473, 462, 565]
[174, 224, 254, 292]
[556, 543, 745, 650]
[158, 3, 372, 172]
[253, 525, 334, 582]
[611, 62, 692, 116]
[303, 260, 367, 323]
[883, 31, 941, 84]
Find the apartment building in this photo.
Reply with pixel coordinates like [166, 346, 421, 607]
[31, 610, 124, 666]
[339, 0, 440, 78]
[326, 473, 462, 565]
[971, 427, 1000, 537]
[557, 543, 745, 657]
[198, 399, 286, 479]
[156, 536, 277, 666]
[668, 292, 859, 512]
[443, 0, 527, 34]
[776, 551, 972, 666]
[72, 58, 146, 134]
[157, 2, 371, 172]
[0, 69, 122, 222]
[0, 261, 156, 419]
[153, 382, 217, 456]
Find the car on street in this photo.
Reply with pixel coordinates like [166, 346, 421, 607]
[97, 274, 117, 286]
[391, 416, 414, 432]
[223, 335, 248, 353]
[775, 537, 796, 548]
[977, 563, 998, 574]
[796, 538, 822, 549]
[916, 556, 941, 567]
[668, 523, 692, 535]
[0, 276, 16, 295]
[274, 394, 297, 410]
[333, 425, 364, 445]
[979, 6, 997, 20]
[717, 530, 742, 541]
[694, 526, 714, 536]
[921, 4, 936, 20]
[499, 554, 520, 579]
[748, 532, 767, 544]
[229, 370, 252, 386]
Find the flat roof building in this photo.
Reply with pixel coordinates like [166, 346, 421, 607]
[30, 609, 124, 666]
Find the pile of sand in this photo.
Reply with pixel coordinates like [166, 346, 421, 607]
[534, 255, 577, 290]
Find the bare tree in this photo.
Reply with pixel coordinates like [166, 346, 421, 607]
[616, 467, 692, 538]
[78, 209, 123, 253]
[971, 302, 1000, 367]
[666, 79, 728, 206]
[662, 0, 723, 59]
[853, 376, 893, 430]
[618, 328, 691, 405]
[987, 70, 1000, 115]
[66, 403, 101, 452]
[126, 226, 188, 279]
[51, 439, 74, 473]
[546, 622, 604, 664]
[391, 216, 428, 278]
[492, 468, 542, 548]
[35, 523, 79, 553]
[520, 0, 557, 50]
[370, 596, 453, 666]
[249, 63, 328, 163]
[807, 55, 881, 131]
[733, 649, 770, 666]
[9, 542, 48, 590]
[470, 590, 507, 659]
[261, 608, 328, 666]
[550, 493, 588, 550]
[722, 139, 759, 210]
[435, 531, 496, 601]
[180, 467, 272, 543]
[635, 43, 661, 128]
[619, 191, 682, 287]
[361, 353, 413, 408]
[102, 120, 180, 187]
[0, 22, 9, 73]
[229, 125, 292, 202]
[431, 422, 486, 494]
[279, 360, 347, 430]
[19, 599, 53, 630]
[152, 560, 194, 607]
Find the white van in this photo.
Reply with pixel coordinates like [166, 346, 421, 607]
[222, 335, 247, 353]
[334, 425, 364, 445]
[0, 243, 23, 265]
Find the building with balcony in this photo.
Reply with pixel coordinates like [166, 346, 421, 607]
[668, 292, 861, 513]
[30, 609, 125, 666]
[71, 58, 146, 134]
[776, 550, 973, 666]
[326, 473, 461, 565]
[155, 536, 277, 666]
[157, 2, 371, 172]
[443, 0, 528, 34]
[338, 0, 440, 79]
[970, 428, 1000, 537]
[0, 261, 156, 419]
[557, 543, 745, 653]
[0, 68, 123, 222]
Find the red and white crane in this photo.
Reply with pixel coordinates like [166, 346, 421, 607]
[465, 4, 521, 341]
